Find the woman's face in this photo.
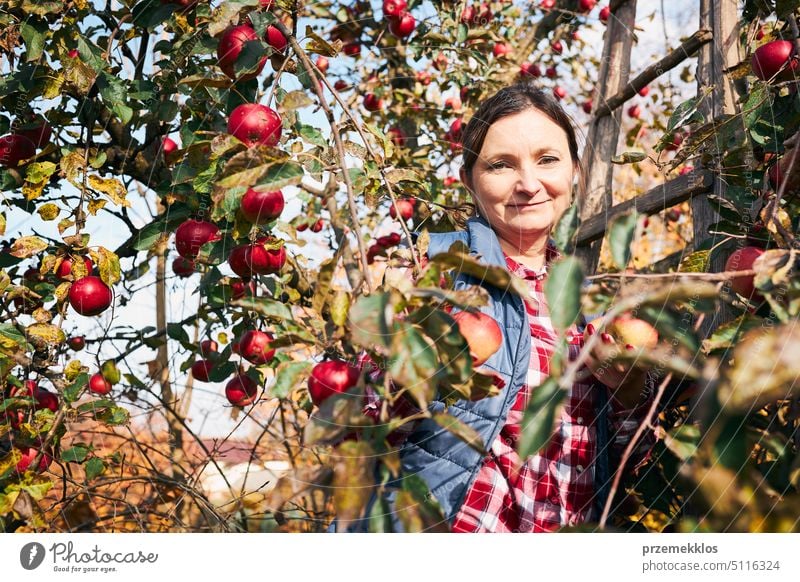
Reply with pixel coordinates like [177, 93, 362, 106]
[460, 107, 577, 250]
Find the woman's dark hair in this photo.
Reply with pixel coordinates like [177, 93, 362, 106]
[459, 82, 584, 206]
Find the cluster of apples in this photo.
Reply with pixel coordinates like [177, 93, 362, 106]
[187, 333, 272, 406]
[2, 380, 59, 474]
[382, 0, 416, 39]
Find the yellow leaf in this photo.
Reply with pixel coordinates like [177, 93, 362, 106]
[42, 73, 64, 99]
[22, 180, 47, 201]
[36, 203, 60, 221]
[0, 212, 5, 236]
[64, 359, 87, 382]
[88, 175, 130, 207]
[9, 236, 48, 259]
[54, 281, 71, 303]
[26, 323, 66, 347]
[57, 218, 75, 234]
[87, 198, 107, 215]
[89, 247, 121, 286]
[60, 151, 86, 182]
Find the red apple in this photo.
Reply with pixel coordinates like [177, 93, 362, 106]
[88, 372, 112, 395]
[175, 219, 220, 259]
[230, 278, 256, 299]
[578, 0, 597, 11]
[492, 42, 511, 58]
[725, 246, 764, 298]
[67, 49, 79, 58]
[553, 86, 567, 100]
[191, 360, 214, 382]
[343, 42, 361, 57]
[260, 0, 273, 8]
[546, 66, 557, 78]
[265, 25, 287, 53]
[67, 336, 86, 351]
[638, 85, 650, 97]
[389, 12, 416, 39]
[172, 256, 195, 278]
[363, 93, 384, 112]
[376, 232, 402, 248]
[310, 218, 324, 233]
[387, 126, 407, 147]
[162, 136, 178, 156]
[334, 79, 349, 91]
[15, 446, 52, 473]
[217, 24, 266, 80]
[57, 255, 94, 280]
[383, 0, 407, 18]
[583, 99, 593, 114]
[451, 310, 503, 366]
[389, 198, 415, 220]
[240, 188, 284, 224]
[519, 62, 541, 77]
[460, 5, 475, 24]
[225, 375, 258, 406]
[551, 40, 563, 54]
[69, 276, 113, 316]
[540, 0, 556, 8]
[228, 237, 286, 277]
[34, 387, 58, 413]
[0, 134, 36, 167]
[308, 360, 361, 407]
[316, 55, 329, 74]
[238, 330, 275, 365]
[599, 5, 610, 22]
[227, 103, 282, 148]
[628, 104, 641, 119]
[200, 339, 218, 357]
[752, 40, 798, 82]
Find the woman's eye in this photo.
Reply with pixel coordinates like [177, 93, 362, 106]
[541, 156, 559, 164]
[489, 161, 508, 169]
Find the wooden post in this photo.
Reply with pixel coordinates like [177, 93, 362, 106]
[693, 0, 742, 338]
[577, 0, 638, 275]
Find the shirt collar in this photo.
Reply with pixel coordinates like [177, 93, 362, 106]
[503, 241, 561, 280]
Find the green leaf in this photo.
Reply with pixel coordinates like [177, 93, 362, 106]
[718, 323, 800, 412]
[430, 246, 528, 297]
[0, 323, 28, 350]
[432, 412, 484, 454]
[712, 415, 749, 471]
[607, 211, 638, 270]
[271, 361, 312, 398]
[543, 257, 584, 331]
[552, 204, 579, 254]
[61, 445, 90, 464]
[331, 441, 375, 525]
[348, 292, 395, 352]
[664, 424, 700, 461]
[296, 122, 327, 147]
[167, 322, 190, 344]
[611, 151, 647, 164]
[132, 206, 192, 252]
[84, 457, 106, 481]
[20, 21, 46, 62]
[64, 372, 88, 403]
[232, 296, 293, 321]
[517, 377, 566, 459]
[678, 250, 711, 273]
[389, 322, 439, 409]
[97, 405, 130, 426]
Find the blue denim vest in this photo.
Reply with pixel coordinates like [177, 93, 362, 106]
[330, 216, 611, 532]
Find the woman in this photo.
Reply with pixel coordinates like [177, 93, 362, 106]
[334, 82, 656, 533]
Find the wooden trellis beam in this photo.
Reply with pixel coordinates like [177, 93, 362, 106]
[594, 29, 714, 118]
[575, 169, 714, 246]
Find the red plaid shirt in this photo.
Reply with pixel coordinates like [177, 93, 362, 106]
[450, 248, 656, 533]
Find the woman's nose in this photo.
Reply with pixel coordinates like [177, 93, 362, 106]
[515, 165, 544, 196]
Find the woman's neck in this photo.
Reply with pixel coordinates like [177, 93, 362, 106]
[497, 236, 549, 272]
